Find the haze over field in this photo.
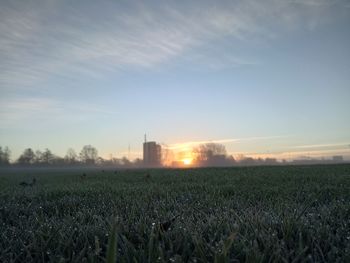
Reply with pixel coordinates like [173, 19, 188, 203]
[1, 0, 350, 162]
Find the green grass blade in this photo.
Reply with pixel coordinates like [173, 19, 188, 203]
[106, 222, 118, 263]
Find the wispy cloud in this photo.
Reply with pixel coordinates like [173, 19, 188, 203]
[0, 98, 57, 124]
[0, 97, 118, 128]
[230, 147, 350, 160]
[165, 135, 290, 150]
[165, 139, 240, 150]
[229, 138, 350, 160]
[0, 0, 346, 90]
[291, 143, 350, 149]
[290, 0, 338, 7]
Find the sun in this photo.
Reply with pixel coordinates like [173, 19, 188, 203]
[182, 158, 192, 166]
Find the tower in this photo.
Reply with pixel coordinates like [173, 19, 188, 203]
[143, 135, 162, 167]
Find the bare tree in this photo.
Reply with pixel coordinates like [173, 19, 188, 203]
[79, 145, 98, 165]
[65, 148, 78, 165]
[41, 148, 55, 164]
[35, 150, 43, 164]
[161, 147, 175, 166]
[121, 156, 131, 167]
[133, 158, 143, 168]
[193, 143, 227, 162]
[0, 146, 11, 165]
[17, 148, 36, 165]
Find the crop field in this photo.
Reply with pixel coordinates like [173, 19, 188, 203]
[0, 165, 349, 262]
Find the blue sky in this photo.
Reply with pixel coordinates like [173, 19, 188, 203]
[1, 0, 350, 161]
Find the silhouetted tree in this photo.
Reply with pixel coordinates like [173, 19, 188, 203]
[192, 143, 232, 167]
[52, 156, 65, 166]
[265, 158, 278, 165]
[35, 150, 43, 164]
[162, 147, 175, 167]
[17, 148, 36, 165]
[41, 148, 55, 164]
[239, 156, 255, 166]
[96, 157, 105, 165]
[226, 155, 236, 164]
[65, 148, 78, 165]
[31, 148, 55, 165]
[79, 145, 98, 165]
[193, 143, 227, 162]
[133, 158, 143, 167]
[0, 146, 11, 165]
[111, 158, 122, 166]
[121, 156, 131, 167]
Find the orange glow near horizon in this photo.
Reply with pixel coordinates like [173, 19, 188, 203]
[182, 158, 193, 166]
[161, 146, 196, 167]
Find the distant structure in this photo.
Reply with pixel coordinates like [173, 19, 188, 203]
[143, 135, 162, 167]
[332, 155, 343, 163]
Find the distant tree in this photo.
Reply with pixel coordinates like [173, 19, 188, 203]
[226, 155, 236, 165]
[239, 156, 255, 166]
[193, 143, 227, 163]
[264, 158, 278, 165]
[0, 147, 3, 163]
[52, 156, 65, 166]
[31, 149, 55, 165]
[235, 154, 246, 161]
[121, 156, 131, 167]
[0, 146, 11, 165]
[111, 158, 122, 166]
[4, 146, 11, 164]
[192, 143, 230, 167]
[162, 147, 175, 167]
[79, 145, 98, 165]
[65, 148, 78, 165]
[17, 148, 36, 165]
[41, 148, 55, 165]
[133, 158, 143, 167]
[35, 150, 43, 164]
[96, 157, 105, 165]
[255, 158, 265, 165]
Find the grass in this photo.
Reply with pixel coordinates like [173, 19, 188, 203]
[0, 164, 350, 262]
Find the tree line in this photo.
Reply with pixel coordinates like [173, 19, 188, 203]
[3, 143, 334, 168]
[0, 143, 282, 168]
[0, 145, 143, 167]
[191, 143, 280, 167]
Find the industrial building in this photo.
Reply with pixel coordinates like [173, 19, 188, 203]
[143, 136, 162, 167]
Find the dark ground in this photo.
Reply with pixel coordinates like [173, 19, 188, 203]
[0, 164, 349, 262]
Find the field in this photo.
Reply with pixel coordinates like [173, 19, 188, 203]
[0, 165, 350, 262]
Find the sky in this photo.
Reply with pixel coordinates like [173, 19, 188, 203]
[0, 0, 350, 162]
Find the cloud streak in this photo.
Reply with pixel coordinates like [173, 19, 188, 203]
[0, 0, 347, 90]
[165, 135, 290, 150]
[0, 97, 119, 129]
[233, 148, 350, 160]
[292, 143, 350, 149]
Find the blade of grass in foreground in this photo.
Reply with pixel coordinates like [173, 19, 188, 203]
[106, 221, 118, 263]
